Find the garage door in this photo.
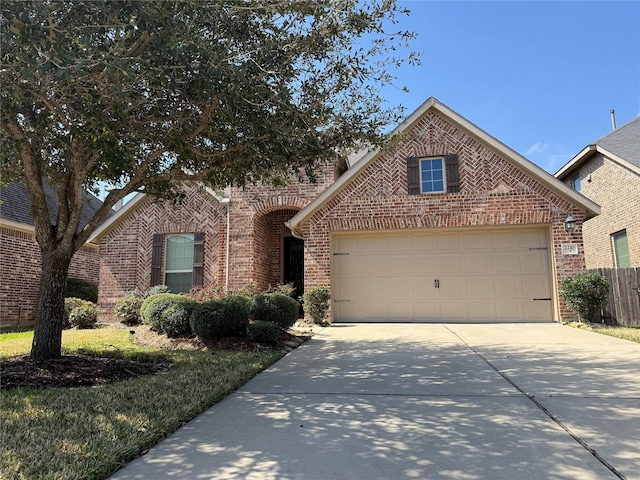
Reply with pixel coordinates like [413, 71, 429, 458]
[332, 228, 553, 322]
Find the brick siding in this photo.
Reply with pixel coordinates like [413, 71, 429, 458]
[0, 226, 99, 327]
[299, 110, 587, 320]
[563, 154, 640, 267]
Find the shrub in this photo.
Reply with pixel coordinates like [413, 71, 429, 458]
[303, 287, 331, 325]
[63, 297, 86, 329]
[561, 272, 610, 322]
[159, 300, 197, 337]
[250, 293, 299, 329]
[265, 283, 296, 297]
[190, 296, 249, 340]
[114, 296, 145, 325]
[247, 321, 282, 344]
[188, 284, 225, 302]
[140, 293, 185, 331]
[64, 277, 98, 303]
[146, 284, 171, 296]
[68, 301, 98, 329]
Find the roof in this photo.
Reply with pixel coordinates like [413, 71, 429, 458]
[87, 184, 228, 243]
[286, 97, 600, 234]
[0, 180, 109, 232]
[555, 116, 640, 179]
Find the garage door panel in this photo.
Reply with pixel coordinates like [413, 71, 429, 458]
[492, 254, 519, 273]
[387, 256, 412, 274]
[436, 232, 461, 250]
[518, 229, 546, 248]
[437, 255, 465, 274]
[493, 277, 521, 297]
[333, 228, 553, 323]
[520, 252, 548, 272]
[359, 235, 383, 252]
[465, 255, 492, 273]
[386, 235, 409, 252]
[411, 255, 437, 273]
[491, 231, 518, 249]
[409, 234, 435, 251]
[388, 302, 412, 320]
[466, 278, 492, 297]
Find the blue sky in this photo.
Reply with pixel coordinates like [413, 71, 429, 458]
[380, 0, 640, 174]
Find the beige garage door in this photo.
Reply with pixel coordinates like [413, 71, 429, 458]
[333, 227, 554, 322]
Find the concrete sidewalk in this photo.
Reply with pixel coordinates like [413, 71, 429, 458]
[109, 324, 640, 480]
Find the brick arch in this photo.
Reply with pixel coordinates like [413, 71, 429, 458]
[252, 196, 309, 216]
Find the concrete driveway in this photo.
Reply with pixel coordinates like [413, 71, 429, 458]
[109, 324, 640, 480]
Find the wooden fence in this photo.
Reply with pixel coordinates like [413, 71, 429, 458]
[587, 268, 640, 326]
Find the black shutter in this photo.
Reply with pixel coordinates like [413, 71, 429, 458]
[445, 154, 460, 193]
[192, 232, 204, 289]
[407, 156, 420, 195]
[151, 234, 163, 287]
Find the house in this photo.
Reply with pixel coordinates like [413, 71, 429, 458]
[0, 181, 105, 327]
[555, 116, 640, 268]
[93, 98, 599, 323]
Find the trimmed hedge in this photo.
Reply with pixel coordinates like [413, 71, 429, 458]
[64, 278, 98, 303]
[561, 272, 610, 321]
[190, 296, 249, 340]
[160, 300, 197, 337]
[63, 297, 86, 329]
[114, 296, 144, 325]
[247, 321, 282, 344]
[140, 293, 185, 331]
[303, 287, 330, 325]
[250, 293, 299, 329]
[68, 301, 98, 329]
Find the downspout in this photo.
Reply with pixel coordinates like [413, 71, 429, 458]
[285, 221, 304, 239]
[220, 197, 231, 290]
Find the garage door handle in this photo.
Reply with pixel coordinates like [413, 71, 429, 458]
[533, 298, 552, 301]
[434, 279, 440, 288]
[334, 299, 350, 303]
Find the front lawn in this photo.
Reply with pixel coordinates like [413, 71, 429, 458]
[0, 327, 282, 480]
[565, 321, 640, 343]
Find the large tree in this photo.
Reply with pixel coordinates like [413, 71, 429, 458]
[1, 0, 419, 360]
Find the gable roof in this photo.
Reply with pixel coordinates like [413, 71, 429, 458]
[287, 97, 600, 235]
[0, 180, 108, 233]
[555, 116, 640, 179]
[87, 184, 228, 243]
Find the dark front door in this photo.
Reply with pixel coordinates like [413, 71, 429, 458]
[283, 236, 304, 299]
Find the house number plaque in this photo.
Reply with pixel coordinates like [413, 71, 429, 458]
[561, 243, 579, 255]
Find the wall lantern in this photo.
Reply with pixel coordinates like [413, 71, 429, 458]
[564, 215, 578, 234]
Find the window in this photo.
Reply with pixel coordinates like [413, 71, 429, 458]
[165, 234, 195, 293]
[420, 158, 446, 193]
[407, 154, 459, 195]
[572, 173, 581, 192]
[611, 230, 631, 268]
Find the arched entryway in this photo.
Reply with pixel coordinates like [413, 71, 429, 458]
[253, 208, 304, 299]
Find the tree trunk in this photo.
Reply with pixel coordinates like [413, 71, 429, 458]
[30, 247, 73, 361]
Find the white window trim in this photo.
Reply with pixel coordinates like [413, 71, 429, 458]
[419, 157, 447, 194]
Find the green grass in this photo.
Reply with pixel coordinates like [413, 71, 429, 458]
[566, 321, 640, 343]
[0, 328, 283, 480]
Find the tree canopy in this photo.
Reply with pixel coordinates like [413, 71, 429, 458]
[0, 0, 419, 359]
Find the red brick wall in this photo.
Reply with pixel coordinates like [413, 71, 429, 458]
[562, 154, 640, 268]
[300, 111, 587, 321]
[98, 185, 227, 319]
[0, 226, 100, 327]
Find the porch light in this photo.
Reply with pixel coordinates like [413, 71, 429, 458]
[564, 215, 578, 234]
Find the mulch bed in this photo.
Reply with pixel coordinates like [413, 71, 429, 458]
[1, 354, 168, 390]
[1, 323, 314, 391]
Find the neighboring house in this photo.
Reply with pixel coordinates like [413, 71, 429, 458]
[555, 116, 640, 268]
[93, 98, 599, 323]
[0, 181, 105, 327]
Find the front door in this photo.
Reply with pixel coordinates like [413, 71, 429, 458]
[283, 236, 304, 299]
